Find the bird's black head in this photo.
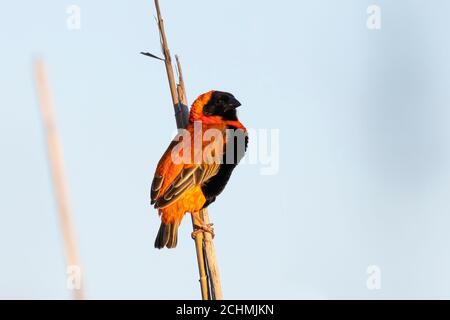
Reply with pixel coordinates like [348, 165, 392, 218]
[203, 91, 241, 120]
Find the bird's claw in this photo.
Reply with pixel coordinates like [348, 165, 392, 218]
[191, 223, 215, 239]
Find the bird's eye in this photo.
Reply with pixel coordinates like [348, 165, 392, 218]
[217, 96, 229, 106]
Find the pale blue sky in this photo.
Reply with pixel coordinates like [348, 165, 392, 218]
[1, 0, 450, 299]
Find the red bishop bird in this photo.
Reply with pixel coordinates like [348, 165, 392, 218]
[151, 90, 247, 249]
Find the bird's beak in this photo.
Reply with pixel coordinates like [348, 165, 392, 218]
[224, 97, 241, 111]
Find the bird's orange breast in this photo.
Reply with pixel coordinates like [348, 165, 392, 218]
[159, 186, 206, 224]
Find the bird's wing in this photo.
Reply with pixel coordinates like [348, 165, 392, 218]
[150, 139, 180, 204]
[150, 128, 224, 208]
[152, 162, 221, 209]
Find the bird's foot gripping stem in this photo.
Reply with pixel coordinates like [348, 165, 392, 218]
[191, 223, 215, 239]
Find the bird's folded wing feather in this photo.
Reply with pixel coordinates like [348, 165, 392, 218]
[150, 131, 223, 209]
[152, 163, 220, 209]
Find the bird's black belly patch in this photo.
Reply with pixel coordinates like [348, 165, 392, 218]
[201, 127, 248, 208]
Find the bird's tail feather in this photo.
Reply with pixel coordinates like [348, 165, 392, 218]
[154, 221, 179, 249]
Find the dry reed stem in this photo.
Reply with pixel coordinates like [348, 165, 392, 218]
[152, 0, 223, 300]
[34, 59, 84, 300]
